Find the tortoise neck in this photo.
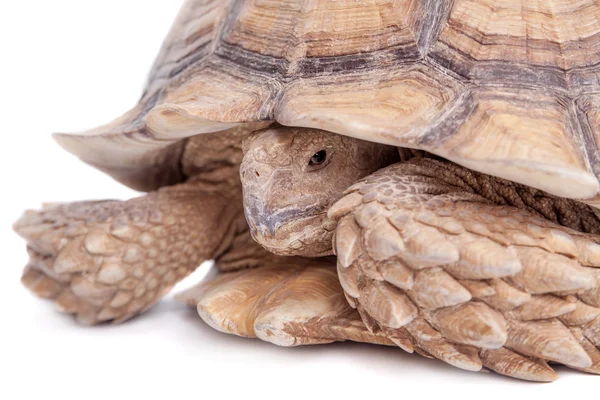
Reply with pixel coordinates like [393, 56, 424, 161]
[180, 130, 246, 193]
[184, 164, 243, 195]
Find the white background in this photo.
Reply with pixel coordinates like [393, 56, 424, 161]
[0, 1, 595, 399]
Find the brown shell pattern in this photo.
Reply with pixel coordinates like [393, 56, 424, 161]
[54, 0, 600, 201]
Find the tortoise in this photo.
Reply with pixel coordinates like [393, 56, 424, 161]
[13, 0, 600, 382]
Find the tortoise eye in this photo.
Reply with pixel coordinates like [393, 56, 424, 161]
[309, 150, 327, 166]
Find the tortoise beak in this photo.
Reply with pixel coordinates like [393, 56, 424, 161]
[242, 166, 292, 238]
[244, 194, 278, 237]
[244, 195, 324, 238]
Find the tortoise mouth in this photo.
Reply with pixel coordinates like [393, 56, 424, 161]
[243, 195, 333, 256]
[245, 197, 326, 235]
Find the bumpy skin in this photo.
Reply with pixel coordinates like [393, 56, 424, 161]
[14, 131, 275, 324]
[329, 158, 600, 381]
[14, 182, 245, 324]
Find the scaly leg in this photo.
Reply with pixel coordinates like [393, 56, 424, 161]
[14, 181, 246, 324]
[329, 158, 600, 381]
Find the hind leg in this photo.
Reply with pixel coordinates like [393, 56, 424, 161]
[178, 256, 393, 346]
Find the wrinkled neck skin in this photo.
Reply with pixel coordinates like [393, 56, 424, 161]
[179, 128, 285, 271]
[240, 127, 399, 257]
[181, 129, 248, 195]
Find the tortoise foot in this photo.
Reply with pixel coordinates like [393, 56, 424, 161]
[178, 257, 392, 347]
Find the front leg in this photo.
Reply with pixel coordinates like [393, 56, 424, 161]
[329, 158, 600, 381]
[14, 182, 243, 324]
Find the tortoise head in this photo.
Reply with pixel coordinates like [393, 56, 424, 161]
[241, 127, 398, 257]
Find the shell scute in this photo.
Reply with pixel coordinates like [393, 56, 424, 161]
[55, 0, 600, 201]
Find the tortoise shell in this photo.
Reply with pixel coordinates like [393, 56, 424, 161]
[55, 0, 600, 201]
